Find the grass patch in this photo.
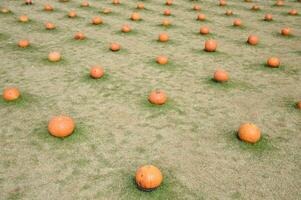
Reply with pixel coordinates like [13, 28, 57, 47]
[81, 73, 110, 84]
[114, 29, 140, 36]
[191, 48, 227, 56]
[0, 93, 36, 108]
[0, 32, 10, 41]
[204, 78, 254, 91]
[150, 39, 177, 45]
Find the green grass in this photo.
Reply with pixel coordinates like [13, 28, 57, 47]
[204, 78, 255, 91]
[0, 93, 36, 108]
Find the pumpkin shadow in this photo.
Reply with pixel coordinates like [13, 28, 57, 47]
[272, 32, 297, 39]
[81, 73, 109, 84]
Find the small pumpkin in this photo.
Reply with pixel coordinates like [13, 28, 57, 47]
[121, 25, 131, 33]
[238, 123, 261, 144]
[281, 28, 291, 36]
[251, 5, 260, 11]
[90, 66, 104, 79]
[156, 56, 168, 65]
[110, 43, 121, 51]
[92, 16, 103, 25]
[18, 40, 30, 48]
[193, 5, 201, 11]
[102, 8, 112, 14]
[213, 70, 228, 82]
[80, 1, 89, 7]
[25, 0, 33, 5]
[267, 57, 280, 68]
[225, 10, 233, 16]
[135, 165, 163, 191]
[112, 0, 120, 5]
[48, 116, 75, 138]
[74, 32, 85, 40]
[264, 14, 273, 21]
[219, 0, 227, 6]
[2, 87, 20, 101]
[165, 0, 173, 6]
[45, 22, 55, 30]
[44, 4, 53, 11]
[233, 19, 242, 26]
[297, 101, 301, 109]
[68, 11, 77, 18]
[275, 0, 284, 6]
[137, 3, 144, 9]
[19, 15, 29, 23]
[199, 26, 209, 35]
[48, 52, 61, 62]
[164, 9, 171, 16]
[204, 39, 217, 52]
[0, 7, 10, 14]
[288, 9, 298, 16]
[162, 19, 171, 26]
[247, 35, 259, 45]
[197, 13, 206, 21]
[148, 90, 167, 105]
[131, 12, 141, 21]
[158, 33, 169, 42]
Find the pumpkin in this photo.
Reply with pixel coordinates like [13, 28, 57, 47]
[204, 39, 217, 52]
[135, 165, 163, 190]
[110, 43, 121, 51]
[233, 19, 242, 26]
[275, 0, 284, 6]
[45, 22, 55, 30]
[148, 90, 167, 105]
[162, 19, 171, 26]
[281, 28, 291, 36]
[193, 5, 201, 11]
[164, 9, 171, 16]
[68, 11, 77, 18]
[48, 116, 75, 138]
[44, 4, 53, 11]
[238, 123, 261, 144]
[121, 25, 131, 33]
[90, 66, 104, 79]
[267, 57, 280, 68]
[158, 33, 169, 42]
[48, 52, 61, 62]
[0, 8, 10, 14]
[19, 15, 29, 23]
[74, 32, 85, 40]
[131, 12, 141, 21]
[25, 0, 33, 5]
[297, 101, 301, 109]
[166, 0, 172, 6]
[92, 16, 103, 25]
[247, 35, 259, 45]
[137, 3, 144, 9]
[213, 70, 228, 82]
[18, 40, 30, 48]
[288, 9, 298, 15]
[251, 5, 260, 11]
[80, 1, 89, 7]
[225, 10, 233, 16]
[2, 87, 20, 101]
[102, 8, 112, 14]
[197, 13, 206, 21]
[156, 56, 168, 65]
[219, 0, 227, 6]
[112, 0, 120, 5]
[264, 14, 273, 21]
[199, 26, 209, 35]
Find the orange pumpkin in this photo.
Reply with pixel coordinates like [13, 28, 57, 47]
[90, 66, 104, 79]
[110, 43, 121, 51]
[225, 10, 233, 16]
[199, 26, 209, 35]
[48, 52, 61, 62]
[80, 1, 89, 7]
[102, 8, 112, 14]
[74, 32, 85, 40]
[247, 35, 259, 45]
[197, 13, 206, 21]
[204, 39, 217, 52]
[264, 14, 273, 21]
[18, 40, 30, 48]
[131, 12, 141, 21]
[135, 165, 163, 190]
[165, 0, 172, 6]
[297, 101, 301, 109]
[137, 3, 144, 9]
[44, 4, 53, 11]
[219, 0, 227, 6]
[238, 123, 261, 144]
[148, 90, 167, 105]
[288, 9, 298, 16]
[281, 28, 291, 36]
[162, 19, 171, 26]
[68, 11, 77, 18]
[251, 5, 260, 11]
[156, 56, 168, 65]
[48, 116, 75, 138]
[164, 9, 171, 16]
[45, 22, 55, 30]
[267, 57, 280, 68]
[2, 87, 20, 101]
[121, 25, 131, 33]
[25, 0, 33, 5]
[19, 15, 29, 22]
[193, 5, 201, 11]
[233, 19, 242, 26]
[112, 0, 120, 5]
[92, 16, 103, 25]
[158, 33, 169, 42]
[213, 70, 228, 82]
[275, 0, 284, 6]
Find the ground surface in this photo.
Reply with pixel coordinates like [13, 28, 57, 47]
[0, 0, 301, 199]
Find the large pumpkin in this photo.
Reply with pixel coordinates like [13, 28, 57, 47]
[148, 90, 167, 105]
[213, 70, 228, 82]
[247, 35, 259, 45]
[135, 165, 163, 191]
[267, 57, 280, 68]
[2, 87, 20, 101]
[48, 52, 61, 62]
[156, 56, 168, 65]
[90, 66, 104, 79]
[48, 116, 75, 138]
[238, 123, 261, 144]
[204, 39, 217, 52]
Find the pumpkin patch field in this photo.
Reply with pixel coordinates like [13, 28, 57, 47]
[1, 0, 301, 199]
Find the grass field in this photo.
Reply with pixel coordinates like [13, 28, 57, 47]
[0, 0, 301, 199]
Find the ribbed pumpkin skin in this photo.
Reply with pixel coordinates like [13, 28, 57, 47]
[48, 116, 75, 138]
[135, 165, 163, 190]
[238, 123, 261, 144]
